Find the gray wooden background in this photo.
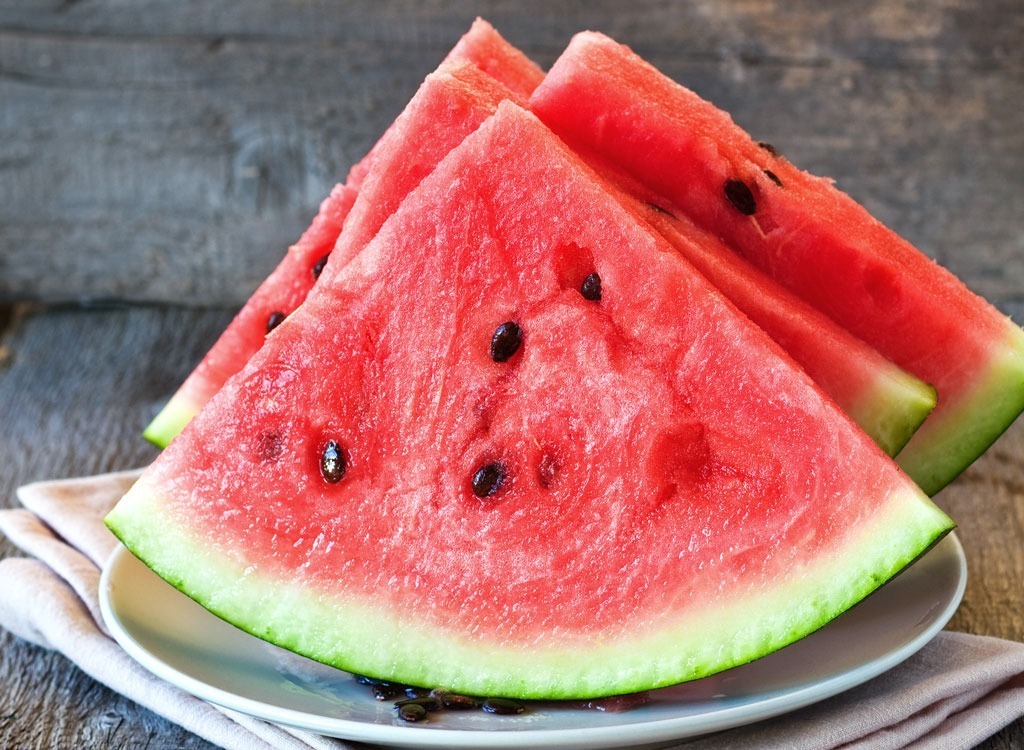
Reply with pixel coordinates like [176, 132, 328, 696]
[1, 1, 1022, 748]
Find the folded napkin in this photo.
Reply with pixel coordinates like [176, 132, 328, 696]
[1, 471, 1023, 750]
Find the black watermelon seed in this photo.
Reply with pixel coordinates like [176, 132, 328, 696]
[724, 179, 757, 216]
[481, 697, 526, 715]
[266, 310, 286, 334]
[764, 169, 783, 187]
[312, 252, 330, 279]
[373, 685, 401, 701]
[580, 272, 602, 301]
[396, 702, 428, 722]
[472, 462, 505, 498]
[354, 674, 405, 701]
[758, 141, 779, 156]
[320, 440, 346, 483]
[490, 321, 522, 362]
[395, 696, 441, 712]
[430, 689, 480, 710]
[404, 686, 432, 699]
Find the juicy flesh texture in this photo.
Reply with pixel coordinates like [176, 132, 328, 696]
[317, 61, 529, 287]
[110, 104, 952, 696]
[588, 158, 936, 457]
[145, 19, 541, 447]
[529, 32, 1024, 495]
[443, 17, 545, 98]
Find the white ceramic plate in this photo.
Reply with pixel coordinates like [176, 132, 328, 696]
[100, 534, 965, 750]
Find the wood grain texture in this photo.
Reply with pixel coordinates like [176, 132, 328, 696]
[0, 304, 232, 749]
[1, 1, 1023, 748]
[1, 0, 1022, 308]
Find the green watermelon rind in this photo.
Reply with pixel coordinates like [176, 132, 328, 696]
[896, 318, 1024, 495]
[105, 479, 952, 700]
[142, 397, 198, 448]
[850, 366, 937, 458]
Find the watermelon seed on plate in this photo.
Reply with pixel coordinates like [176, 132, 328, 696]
[481, 697, 526, 715]
[265, 310, 287, 334]
[764, 169, 783, 187]
[724, 179, 757, 216]
[355, 677, 404, 701]
[373, 685, 401, 701]
[471, 461, 506, 498]
[312, 252, 330, 279]
[319, 440, 347, 483]
[489, 321, 522, 362]
[395, 696, 442, 712]
[580, 272, 602, 301]
[430, 688, 481, 710]
[354, 674, 405, 700]
[395, 702, 428, 722]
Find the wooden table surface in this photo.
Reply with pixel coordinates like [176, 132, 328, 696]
[1, 1, 1022, 747]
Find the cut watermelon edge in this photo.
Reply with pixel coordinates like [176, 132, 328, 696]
[850, 365, 937, 458]
[105, 476, 953, 700]
[142, 396, 198, 448]
[896, 318, 1024, 495]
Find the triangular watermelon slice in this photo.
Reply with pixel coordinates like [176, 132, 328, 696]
[107, 102, 953, 699]
[530, 31, 1024, 495]
[143, 19, 543, 447]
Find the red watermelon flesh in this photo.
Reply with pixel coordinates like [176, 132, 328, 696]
[648, 208, 936, 457]
[530, 31, 1024, 495]
[316, 61, 528, 288]
[107, 102, 953, 699]
[345, 17, 543, 190]
[583, 155, 936, 457]
[442, 17, 545, 100]
[144, 20, 540, 447]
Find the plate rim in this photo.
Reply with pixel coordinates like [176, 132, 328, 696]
[99, 532, 966, 749]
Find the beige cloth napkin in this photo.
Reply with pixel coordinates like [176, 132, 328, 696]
[1, 471, 1023, 750]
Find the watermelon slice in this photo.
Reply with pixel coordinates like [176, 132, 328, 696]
[143, 18, 542, 448]
[530, 32, 1024, 495]
[589, 160, 936, 457]
[107, 102, 953, 699]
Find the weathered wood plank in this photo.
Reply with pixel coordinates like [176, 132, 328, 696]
[0, 304, 233, 499]
[0, 304, 233, 749]
[1, 0, 1022, 69]
[1, 1, 1022, 306]
[0, 32, 422, 305]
